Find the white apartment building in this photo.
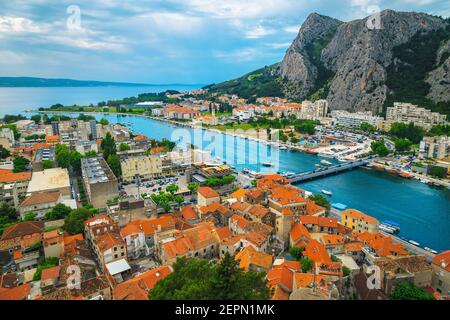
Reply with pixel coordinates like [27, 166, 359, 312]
[120, 155, 163, 182]
[386, 102, 447, 130]
[331, 110, 382, 128]
[300, 100, 329, 120]
[420, 136, 450, 160]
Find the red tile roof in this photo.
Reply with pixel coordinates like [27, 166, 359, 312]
[20, 191, 61, 207]
[179, 206, 198, 220]
[0, 170, 32, 183]
[0, 283, 30, 300]
[432, 250, 450, 272]
[198, 186, 219, 199]
[41, 266, 61, 281]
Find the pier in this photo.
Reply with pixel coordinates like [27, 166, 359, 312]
[288, 158, 371, 183]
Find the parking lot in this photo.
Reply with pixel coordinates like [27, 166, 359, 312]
[120, 174, 189, 198]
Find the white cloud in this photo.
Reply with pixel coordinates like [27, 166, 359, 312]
[213, 48, 260, 62]
[245, 25, 276, 39]
[268, 42, 291, 49]
[283, 25, 300, 33]
[0, 16, 49, 33]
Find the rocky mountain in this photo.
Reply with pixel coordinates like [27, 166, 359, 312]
[205, 10, 450, 117]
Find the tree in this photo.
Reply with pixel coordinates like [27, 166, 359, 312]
[13, 156, 30, 173]
[300, 257, 314, 273]
[166, 184, 179, 195]
[101, 132, 117, 160]
[389, 122, 425, 144]
[187, 182, 199, 194]
[107, 154, 122, 178]
[64, 208, 93, 235]
[371, 140, 390, 157]
[42, 159, 54, 170]
[0, 145, 11, 159]
[394, 138, 412, 152]
[55, 144, 71, 169]
[119, 143, 131, 152]
[309, 194, 331, 215]
[23, 212, 36, 221]
[359, 122, 377, 133]
[150, 254, 270, 300]
[0, 204, 18, 235]
[289, 246, 304, 261]
[390, 281, 434, 300]
[210, 253, 270, 300]
[45, 204, 73, 221]
[33, 257, 59, 281]
[69, 151, 82, 174]
[99, 118, 109, 126]
[83, 150, 97, 158]
[428, 165, 447, 178]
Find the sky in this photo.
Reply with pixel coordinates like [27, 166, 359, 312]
[0, 0, 449, 84]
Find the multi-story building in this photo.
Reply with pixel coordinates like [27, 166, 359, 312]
[27, 167, 71, 197]
[120, 155, 163, 183]
[331, 110, 382, 128]
[75, 140, 99, 155]
[32, 148, 56, 172]
[197, 187, 220, 207]
[158, 223, 218, 265]
[268, 185, 307, 246]
[84, 216, 127, 269]
[341, 209, 379, 233]
[420, 136, 449, 160]
[300, 100, 328, 120]
[0, 170, 32, 208]
[18, 191, 63, 220]
[51, 121, 60, 136]
[386, 102, 447, 129]
[432, 250, 450, 298]
[81, 157, 118, 210]
[89, 120, 98, 140]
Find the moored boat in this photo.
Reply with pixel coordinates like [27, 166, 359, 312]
[321, 189, 333, 196]
[408, 240, 421, 247]
[320, 160, 332, 166]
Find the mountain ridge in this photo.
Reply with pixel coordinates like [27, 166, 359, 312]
[205, 10, 450, 118]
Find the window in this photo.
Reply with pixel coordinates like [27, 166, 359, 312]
[114, 254, 118, 259]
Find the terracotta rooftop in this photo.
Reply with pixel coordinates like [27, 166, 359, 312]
[432, 250, 450, 272]
[0, 170, 32, 183]
[198, 186, 219, 199]
[41, 266, 61, 281]
[235, 246, 273, 272]
[1, 221, 44, 241]
[20, 191, 61, 207]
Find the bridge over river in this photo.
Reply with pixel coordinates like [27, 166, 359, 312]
[288, 158, 372, 184]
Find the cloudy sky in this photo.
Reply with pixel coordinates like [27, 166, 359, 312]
[0, 0, 449, 84]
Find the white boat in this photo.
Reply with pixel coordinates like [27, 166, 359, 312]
[315, 164, 321, 168]
[280, 146, 288, 150]
[379, 225, 396, 234]
[321, 189, 333, 196]
[318, 153, 335, 159]
[320, 160, 332, 166]
[420, 179, 430, 184]
[424, 247, 438, 254]
[408, 240, 421, 247]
